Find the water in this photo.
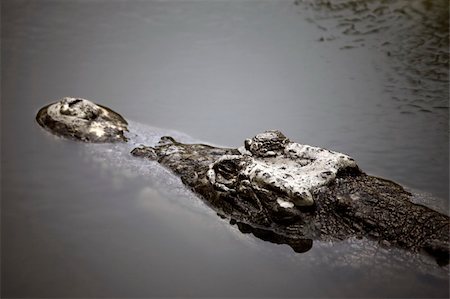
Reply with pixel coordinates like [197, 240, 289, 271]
[1, 0, 448, 297]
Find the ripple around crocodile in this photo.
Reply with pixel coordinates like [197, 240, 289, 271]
[36, 97, 450, 266]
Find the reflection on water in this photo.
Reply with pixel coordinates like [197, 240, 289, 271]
[296, 0, 449, 117]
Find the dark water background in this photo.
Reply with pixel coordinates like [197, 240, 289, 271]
[1, 0, 449, 297]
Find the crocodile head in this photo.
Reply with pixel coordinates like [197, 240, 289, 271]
[207, 130, 359, 221]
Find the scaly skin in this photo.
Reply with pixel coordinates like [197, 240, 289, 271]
[131, 132, 449, 265]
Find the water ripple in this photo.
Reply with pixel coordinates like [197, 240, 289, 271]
[295, 0, 449, 117]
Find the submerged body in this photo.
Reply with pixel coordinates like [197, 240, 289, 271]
[131, 131, 449, 265]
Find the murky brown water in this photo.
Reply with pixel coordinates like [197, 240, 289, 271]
[2, 0, 449, 297]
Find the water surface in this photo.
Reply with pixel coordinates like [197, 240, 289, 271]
[2, 0, 449, 297]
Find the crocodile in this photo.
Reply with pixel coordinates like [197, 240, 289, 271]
[36, 98, 450, 265]
[130, 132, 449, 265]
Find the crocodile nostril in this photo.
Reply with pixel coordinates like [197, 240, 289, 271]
[68, 99, 83, 107]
